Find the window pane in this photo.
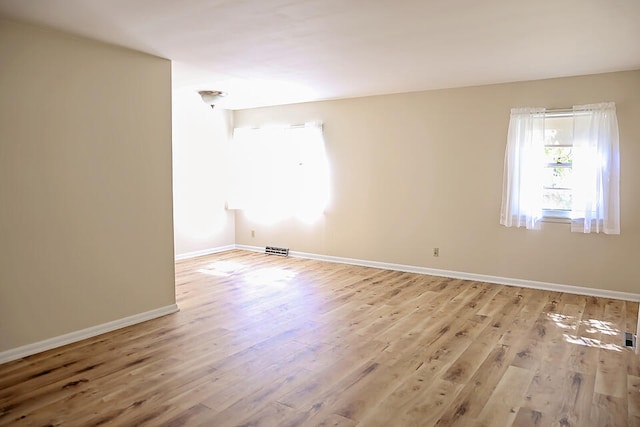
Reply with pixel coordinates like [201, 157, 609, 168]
[542, 189, 572, 210]
[544, 116, 573, 146]
[543, 146, 572, 164]
[543, 166, 573, 189]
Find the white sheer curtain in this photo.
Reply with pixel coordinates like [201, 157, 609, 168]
[571, 102, 620, 234]
[500, 108, 546, 229]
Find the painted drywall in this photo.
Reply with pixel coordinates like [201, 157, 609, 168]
[0, 18, 175, 352]
[172, 87, 235, 256]
[234, 70, 640, 294]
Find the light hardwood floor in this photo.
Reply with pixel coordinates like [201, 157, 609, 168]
[1, 250, 639, 426]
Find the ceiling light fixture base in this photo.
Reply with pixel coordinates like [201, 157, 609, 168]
[198, 90, 227, 109]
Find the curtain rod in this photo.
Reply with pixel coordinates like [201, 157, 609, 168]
[543, 108, 573, 118]
[545, 107, 572, 113]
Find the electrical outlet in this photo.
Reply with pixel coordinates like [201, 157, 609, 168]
[433, 247, 439, 257]
[251, 230, 255, 238]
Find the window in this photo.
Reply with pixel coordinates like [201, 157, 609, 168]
[542, 114, 573, 218]
[500, 103, 620, 234]
[227, 122, 329, 224]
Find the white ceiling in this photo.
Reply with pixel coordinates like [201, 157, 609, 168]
[1, 0, 639, 109]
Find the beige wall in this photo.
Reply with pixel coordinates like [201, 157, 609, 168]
[172, 87, 235, 256]
[0, 19, 176, 352]
[234, 70, 640, 294]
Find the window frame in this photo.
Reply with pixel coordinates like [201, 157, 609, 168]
[501, 103, 620, 234]
[541, 111, 573, 222]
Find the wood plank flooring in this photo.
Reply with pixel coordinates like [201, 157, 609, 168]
[1, 250, 638, 426]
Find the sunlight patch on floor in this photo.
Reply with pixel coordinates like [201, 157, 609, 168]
[243, 267, 298, 288]
[547, 313, 578, 331]
[562, 334, 623, 352]
[547, 313, 623, 352]
[197, 261, 248, 277]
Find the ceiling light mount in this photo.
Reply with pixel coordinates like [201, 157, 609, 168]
[198, 90, 227, 109]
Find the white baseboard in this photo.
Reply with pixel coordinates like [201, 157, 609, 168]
[235, 245, 264, 254]
[0, 304, 179, 365]
[235, 244, 640, 302]
[175, 245, 236, 261]
[4, 247, 634, 364]
[637, 306, 640, 355]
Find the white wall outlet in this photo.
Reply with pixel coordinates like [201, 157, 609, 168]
[433, 247, 439, 257]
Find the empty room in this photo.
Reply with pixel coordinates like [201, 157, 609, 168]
[1, 1, 639, 426]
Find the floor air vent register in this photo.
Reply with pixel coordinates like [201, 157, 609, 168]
[624, 332, 636, 349]
[265, 246, 289, 257]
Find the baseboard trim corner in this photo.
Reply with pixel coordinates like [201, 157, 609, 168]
[0, 304, 179, 365]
